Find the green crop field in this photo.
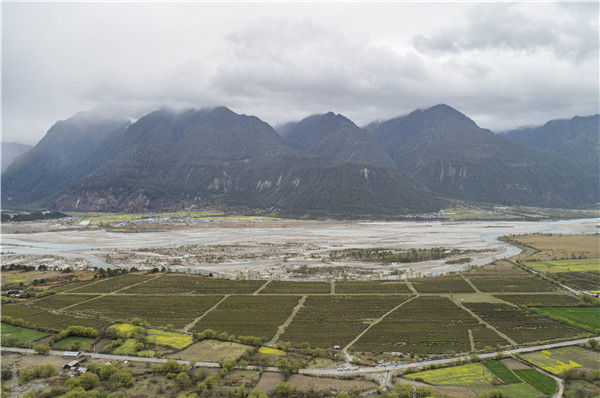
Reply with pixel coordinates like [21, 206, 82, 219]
[513, 369, 557, 395]
[53, 336, 95, 350]
[482, 360, 521, 384]
[121, 274, 263, 294]
[70, 274, 155, 293]
[1, 322, 50, 346]
[493, 294, 582, 307]
[334, 280, 412, 294]
[410, 274, 474, 293]
[354, 296, 504, 354]
[192, 295, 300, 341]
[494, 383, 544, 398]
[72, 295, 223, 328]
[525, 258, 600, 273]
[521, 346, 600, 374]
[464, 302, 586, 343]
[280, 295, 408, 348]
[260, 281, 331, 294]
[2, 303, 107, 331]
[33, 294, 99, 310]
[529, 306, 600, 332]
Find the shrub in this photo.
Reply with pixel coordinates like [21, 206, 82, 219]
[274, 382, 293, 396]
[33, 343, 50, 355]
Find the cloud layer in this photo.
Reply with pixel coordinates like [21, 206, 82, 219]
[2, 2, 598, 144]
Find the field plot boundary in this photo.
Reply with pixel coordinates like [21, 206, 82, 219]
[453, 299, 517, 345]
[183, 294, 231, 332]
[267, 295, 307, 346]
[57, 274, 163, 311]
[343, 295, 417, 359]
[253, 280, 271, 295]
[460, 273, 481, 293]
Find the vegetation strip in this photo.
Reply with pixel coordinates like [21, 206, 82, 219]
[482, 360, 521, 384]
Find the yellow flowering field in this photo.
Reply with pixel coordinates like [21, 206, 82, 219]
[258, 347, 286, 356]
[405, 363, 495, 385]
[521, 346, 600, 374]
[146, 328, 193, 350]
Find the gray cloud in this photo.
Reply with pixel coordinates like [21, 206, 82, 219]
[2, 2, 598, 144]
[413, 3, 599, 61]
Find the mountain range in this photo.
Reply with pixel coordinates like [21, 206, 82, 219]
[2, 142, 33, 172]
[2, 104, 598, 216]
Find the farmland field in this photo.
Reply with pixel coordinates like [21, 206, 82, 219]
[494, 383, 544, 398]
[464, 302, 586, 343]
[280, 295, 409, 348]
[33, 293, 99, 310]
[354, 296, 505, 354]
[465, 262, 556, 292]
[121, 274, 263, 294]
[1, 322, 50, 346]
[70, 273, 155, 293]
[521, 346, 600, 374]
[404, 363, 495, 385]
[509, 234, 600, 260]
[53, 336, 95, 350]
[482, 360, 521, 384]
[410, 274, 474, 293]
[1, 303, 108, 331]
[71, 295, 223, 328]
[524, 258, 600, 273]
[334, 280, 412, 294]
[192, 295, 300, 341]
[493, 294, 582, 307]
[513, 369, 557, 395]
[529, 306, 600, 332]
[169, 339, 252, 362]
[555, 271, 600, 291]
[260, 281, 330, 294]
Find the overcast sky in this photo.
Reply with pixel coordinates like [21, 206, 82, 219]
[2, 2, 599, 144]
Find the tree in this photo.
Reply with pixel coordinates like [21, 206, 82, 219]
[274, 382, 293, 396]
[33, 343, 50, 355]
[176, 371, 191, 388]
[588, 339, 599, 350]
[79, 372, 100, 390]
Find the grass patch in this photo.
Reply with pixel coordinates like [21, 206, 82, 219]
[169, 340, 251, 362]
[513, 369, 557, 395]
[529, 306, 600, 332]
[482, 360, 521, 384]
[405, 363, 495, 385]
[258, 347, 286, 356]
[53, 336, 94, 351]
[494, 383, 544, 398]
[0, 322, 49, 346]
[525, 258, 600, 273]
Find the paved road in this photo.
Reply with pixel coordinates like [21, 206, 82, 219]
[3, 336, 598, 378]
